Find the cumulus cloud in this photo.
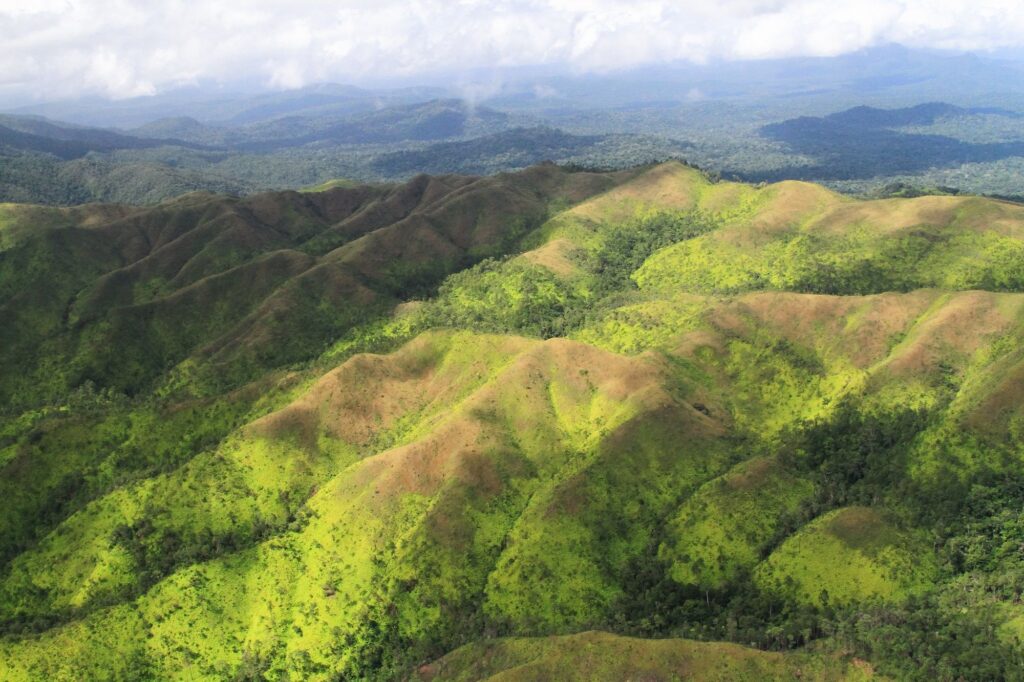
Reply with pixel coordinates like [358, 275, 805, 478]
[1, 0, 1023, 102]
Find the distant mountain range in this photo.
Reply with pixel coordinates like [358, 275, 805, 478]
[0, 115, 205, 159]
[127, 99, 515, 150]
[2, 45, 1024, 205]
[758, 102, 1024, 183]
[0, 99, 689, 205]
[6, 82, 449, 129]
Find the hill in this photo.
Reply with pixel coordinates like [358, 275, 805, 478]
[2, 161, 1024, 680]
[372, 127, 604, 176]
[758, 103, 1024, 182]
[126, 100, 517, 151]
[6, 91, 1024, 208]
[231, 99, 514, 152]
[0, 103, 673, 205]
[416, 631, 875, 681]
[0, 113, 251, 204]
[0, 114, 202, 158]
[0, 151, 256, 205]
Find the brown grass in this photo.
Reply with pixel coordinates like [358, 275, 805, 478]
[518, 238, 580, 277]
[724, 457, 778, 492]
[733, 291, 938, 368]
[960, 351, 1024, 435]
[882, 291, 1024, 377]
[745, 181, 844, 235]
[567, 161, 705, 225]
[268, 333, 715, 509]
[249, 332, 532, 448]
[416, 630, 874, 681]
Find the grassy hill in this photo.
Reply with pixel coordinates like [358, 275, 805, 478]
[415, 631, 876, 681]
[2, 161, 1024, 680]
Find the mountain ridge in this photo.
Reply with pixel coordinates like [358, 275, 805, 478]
[2, 161, 1024, 680]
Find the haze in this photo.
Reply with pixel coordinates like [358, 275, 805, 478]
[3, 0, 1024, 106]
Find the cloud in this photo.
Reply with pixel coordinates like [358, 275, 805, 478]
[533, 84, 560, 99]
[1, 0, 1023, 103]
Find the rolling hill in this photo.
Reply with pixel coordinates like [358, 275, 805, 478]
[6, 90, 1024, 208]
[0, 103, 669, 205]
[758, 103, 1024, 182]
[0, 114, 204, 158]
[2, 161, 1024, 680]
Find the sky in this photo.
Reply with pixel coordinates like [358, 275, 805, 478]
[3, 0, 1024, 104]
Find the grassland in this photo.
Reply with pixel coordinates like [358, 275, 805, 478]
[416, 631, 877, 681]
[1, 161, 1023, 680]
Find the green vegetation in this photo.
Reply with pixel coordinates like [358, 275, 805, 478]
[628, 180, 1024, 295]
[6, 97, 1024, 208]
[300, 178, 359, 192]
[3, 161, 1024, 680]
[429, 258, 587, 337]
[661, 458, 815, 591]
[416, 631, 875, 681]
[755, 507, 938, 607]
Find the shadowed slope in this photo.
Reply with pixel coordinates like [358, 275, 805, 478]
[0, 164, 621, 409]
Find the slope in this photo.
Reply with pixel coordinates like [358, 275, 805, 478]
[2, 161, 1024, 681]
[415, 631, 875, 681]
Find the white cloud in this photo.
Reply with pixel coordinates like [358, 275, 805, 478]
[1, 0, 1023, 102]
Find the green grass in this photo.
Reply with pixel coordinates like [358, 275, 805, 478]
[754, 507, 938, 607]
[300, 178, 359, 192]
[660, 458, 815, 591]
[5, 162, 1024, 680]
[416, 630, 877, 681]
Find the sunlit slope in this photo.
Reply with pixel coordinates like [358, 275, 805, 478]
[0, 164, 626, 591]
[4, 288, 1022, 679]
[754, 506, 938, 607]
[0, 330, 731, 680]
[522, 160, 1024, 297]
[3, 162, 1024, 680]
[635, 188, 1024, 295]
[415, 631, 877, 681]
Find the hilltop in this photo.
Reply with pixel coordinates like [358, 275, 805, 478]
[2, 161, 1024, 680]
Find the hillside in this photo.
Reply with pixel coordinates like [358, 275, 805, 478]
[0, 114, 201, 158]
[416, 632, 875, 681]
[6, 92, 1024, 208]
[758, 103, 1024, 184]
[0, 104, 677, 205]
[2, 161, 1024, 680]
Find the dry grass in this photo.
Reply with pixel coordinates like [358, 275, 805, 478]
[567, 161, 705, 225]
[518, 237, 580, 276]
[881, 291, 1024, 377]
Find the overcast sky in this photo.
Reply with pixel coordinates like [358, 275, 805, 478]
[3, 0, 1024, 104]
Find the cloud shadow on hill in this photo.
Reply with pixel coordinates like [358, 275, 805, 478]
[748, 102, 1024, 182]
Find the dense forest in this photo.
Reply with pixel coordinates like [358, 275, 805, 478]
[4, 92, 1024, 206]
